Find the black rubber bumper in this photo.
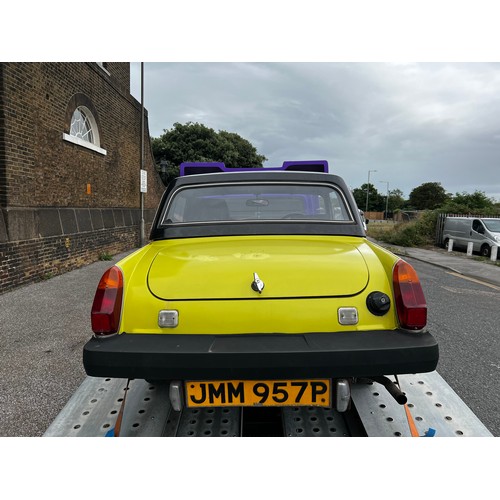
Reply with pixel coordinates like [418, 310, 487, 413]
[83, 330, 439, 380]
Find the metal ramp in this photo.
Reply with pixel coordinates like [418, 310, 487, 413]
[351, 372, 492, 437]
[282, 406, 351, 437]
[44, 372, 492, 437]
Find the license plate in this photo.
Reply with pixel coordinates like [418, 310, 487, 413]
[185, 379, 331, 408]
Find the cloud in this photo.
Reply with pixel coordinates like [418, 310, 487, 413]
[132, 62, 500, 201]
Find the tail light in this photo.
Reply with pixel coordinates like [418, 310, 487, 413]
[392, 260, 427, 330]
[91, 266, 123, 336]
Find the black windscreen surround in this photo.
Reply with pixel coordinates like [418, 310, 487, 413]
[150, 170, 366, 240]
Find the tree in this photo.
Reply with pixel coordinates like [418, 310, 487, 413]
[352, 183, 385, 212]
[440, 190, 498, 215]
[407, 182, 449, 210]
[151, 122, 268, 184]
[388, 189, 405, 212]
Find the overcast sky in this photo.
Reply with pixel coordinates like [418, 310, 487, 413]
[6, 2, 499, 202]
[130, 62, 500, 201]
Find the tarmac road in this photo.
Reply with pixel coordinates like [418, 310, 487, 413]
[0, 250, 134, 437]
[1, 242, 499, 437]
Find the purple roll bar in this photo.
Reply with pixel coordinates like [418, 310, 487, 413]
[179, 160, 329, 176]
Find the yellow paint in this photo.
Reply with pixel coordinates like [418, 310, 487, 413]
[116, 236, 400, 335]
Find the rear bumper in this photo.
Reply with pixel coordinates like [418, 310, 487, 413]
[83, 330, 439, 380]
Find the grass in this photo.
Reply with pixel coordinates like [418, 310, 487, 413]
[98, 252, 113, 261]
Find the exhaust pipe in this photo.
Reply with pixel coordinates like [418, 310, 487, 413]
[360, 376, 407, 405]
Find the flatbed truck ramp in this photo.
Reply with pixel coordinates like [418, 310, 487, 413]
[44, 371, 492, 437]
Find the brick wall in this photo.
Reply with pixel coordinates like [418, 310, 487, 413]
[0, 65, 9, 207]
[0, 63, 164, 294]
[0, 224, 136, 294]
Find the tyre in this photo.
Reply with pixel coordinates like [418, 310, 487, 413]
[480, 244, 491, 257]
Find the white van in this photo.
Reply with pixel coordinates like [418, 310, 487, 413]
[441, 217, 500, 257]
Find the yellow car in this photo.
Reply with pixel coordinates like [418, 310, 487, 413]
[83, 161, 438, 410]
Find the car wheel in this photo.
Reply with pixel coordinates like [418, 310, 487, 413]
[443, 238, 449, 249]
[480, 244, 491, 257]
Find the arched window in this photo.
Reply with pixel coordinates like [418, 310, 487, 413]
[63, 95, 106, 155]
[70, 107, 95, 143]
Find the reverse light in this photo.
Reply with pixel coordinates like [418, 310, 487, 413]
[393, 260, 427, 330]
[91, 266, 123, 336]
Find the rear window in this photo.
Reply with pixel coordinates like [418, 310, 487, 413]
[160, 182, 353, 224]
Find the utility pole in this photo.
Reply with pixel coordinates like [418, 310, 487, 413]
[140, 62, 145, 247]
[380, 180, 389, 220]
[365, 169, 377, 213]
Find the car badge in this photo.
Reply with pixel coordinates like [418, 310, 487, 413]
[251, 272, 265, 294]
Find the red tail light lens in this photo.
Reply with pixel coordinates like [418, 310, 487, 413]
[91, 266, 123, 336]
[392, 260, 427, 330]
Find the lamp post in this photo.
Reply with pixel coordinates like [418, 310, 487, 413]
[365, 169, 377, 212]
[380, 180, 389, 220]
[140, 62, 145, 247]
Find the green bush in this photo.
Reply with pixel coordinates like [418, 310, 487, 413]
[415, 210, 439, 241]
[368, 210, 438, 247]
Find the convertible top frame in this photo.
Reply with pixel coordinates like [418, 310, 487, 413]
[150, 167, 366, 241]
[180, 160, 329, 176]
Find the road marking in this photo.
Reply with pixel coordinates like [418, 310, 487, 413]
[445, 271, 500, 291]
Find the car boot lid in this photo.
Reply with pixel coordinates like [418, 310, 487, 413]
[147, 236, 369, 300]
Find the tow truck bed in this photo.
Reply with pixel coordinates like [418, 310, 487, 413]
[44, 371, 492, 437]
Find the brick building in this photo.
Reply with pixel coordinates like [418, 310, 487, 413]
[0, 62, 164, 293]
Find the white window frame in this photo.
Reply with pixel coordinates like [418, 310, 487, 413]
[96, 62, 111, 76]
[63, 105, 107, 155]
